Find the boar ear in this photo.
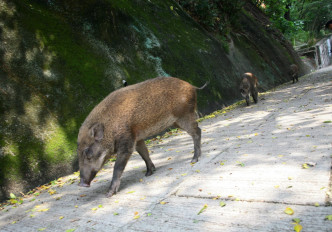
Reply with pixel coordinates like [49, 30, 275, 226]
[90, 123, 104, 142]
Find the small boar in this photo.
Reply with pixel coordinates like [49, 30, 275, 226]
[77, 77, 207, 197]
[239, 72, 258, 106]
[289, 64, 299, 83]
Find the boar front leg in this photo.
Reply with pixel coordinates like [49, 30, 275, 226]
[107, 140, 133, 198]
[136, 140, 156, 176]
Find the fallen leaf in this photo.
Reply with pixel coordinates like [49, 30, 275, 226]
[113, 212, 119, 215]
[314, 203, 320, 207]
[181, 173, 187, 176]
[323, 120, 331, 123]
[74, 205, 78, 208]
[325, 215, 332, 221]
[10, 193, 16, 199]
[302, 163, 309, 169]
[294, 223, 302, 232]
[37, 208, 49, 212]
[195, 170, 200, 173]
[292, 218, 301, 223]
[98, 204, 103, 208]
[305, 162, 316, 167]
[147, 213, 152, 216]
[134, 211, 139, 215]
[48, 189, 56, 195]
[91, 208, 97, 211]
[139, 179, 143, 182]
[284, 207, 294, 215]
[274, 185, 280, 188]
[236, 161, 245, 167]
[160, 201, 168, 205]
[65, 229, 76, 232]
[11, 221, 17, 224]
[197, 204, 208, 215]
[219, 201, 226, 207]
[133, 215, 140, 219]
[126, 191, 135, 194]
[59, 216, 64, 219]
[80, 194, 86, 197]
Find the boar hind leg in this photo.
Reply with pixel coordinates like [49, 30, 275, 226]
[107, 141, 133, 198]
[136, 140, 156, 176]
[245, 95, 250, 106]
[176, 117, 201, 163]
[252, 90, 258, 104]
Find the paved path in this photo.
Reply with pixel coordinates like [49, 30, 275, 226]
[1, 66, 332, 232]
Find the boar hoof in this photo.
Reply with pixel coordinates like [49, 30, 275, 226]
[145, 170, 154, 176]
[106, 191, 116, 198]
[191, 158, 198, 163]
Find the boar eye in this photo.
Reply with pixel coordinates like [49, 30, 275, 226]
[83, 148, 91, 160]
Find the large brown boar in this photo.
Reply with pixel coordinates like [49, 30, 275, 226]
[289, 64, 299, 83]
[239, 72, 258, 106]
[77, 77, 206, 197]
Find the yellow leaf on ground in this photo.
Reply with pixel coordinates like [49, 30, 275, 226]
[91, 208, 97, 211]
[133, 215, 140, 219]
[37, 208, 49, 212]
[48, 190, 56, 195]
[294, 223, 302, 232]
[284, 207, 294, 215]
[197, 204, 208, 215]
[59, 216, 64, 219]
[160, 201, 167, 205]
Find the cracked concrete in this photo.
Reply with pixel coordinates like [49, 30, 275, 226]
[0, 66, 332, 231]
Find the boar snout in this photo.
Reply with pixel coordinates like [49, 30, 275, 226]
[79, 169, 97, 188]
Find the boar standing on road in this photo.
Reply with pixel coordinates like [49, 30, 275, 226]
[240, 72, 258, 106]
[289, 64, 299, 84]
[77, 77, 207, 197]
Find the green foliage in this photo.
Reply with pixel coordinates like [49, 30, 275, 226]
[252, 0, 332, 44]
[176, 0, 243, 34]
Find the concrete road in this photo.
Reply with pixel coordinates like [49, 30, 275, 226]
[1, 66, 332, 232]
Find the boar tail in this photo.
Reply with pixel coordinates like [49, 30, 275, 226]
[196, 81, 209, 90]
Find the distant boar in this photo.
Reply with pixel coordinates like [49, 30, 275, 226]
[77, 77, 207, 197]
[289, 64, 299, 83]
[239, 72, 258, 106]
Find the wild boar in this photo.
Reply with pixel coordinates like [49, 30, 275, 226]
[77, 77, 207, 197]
[289, 64, 299, 83]
[239, 72, 258, 106]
